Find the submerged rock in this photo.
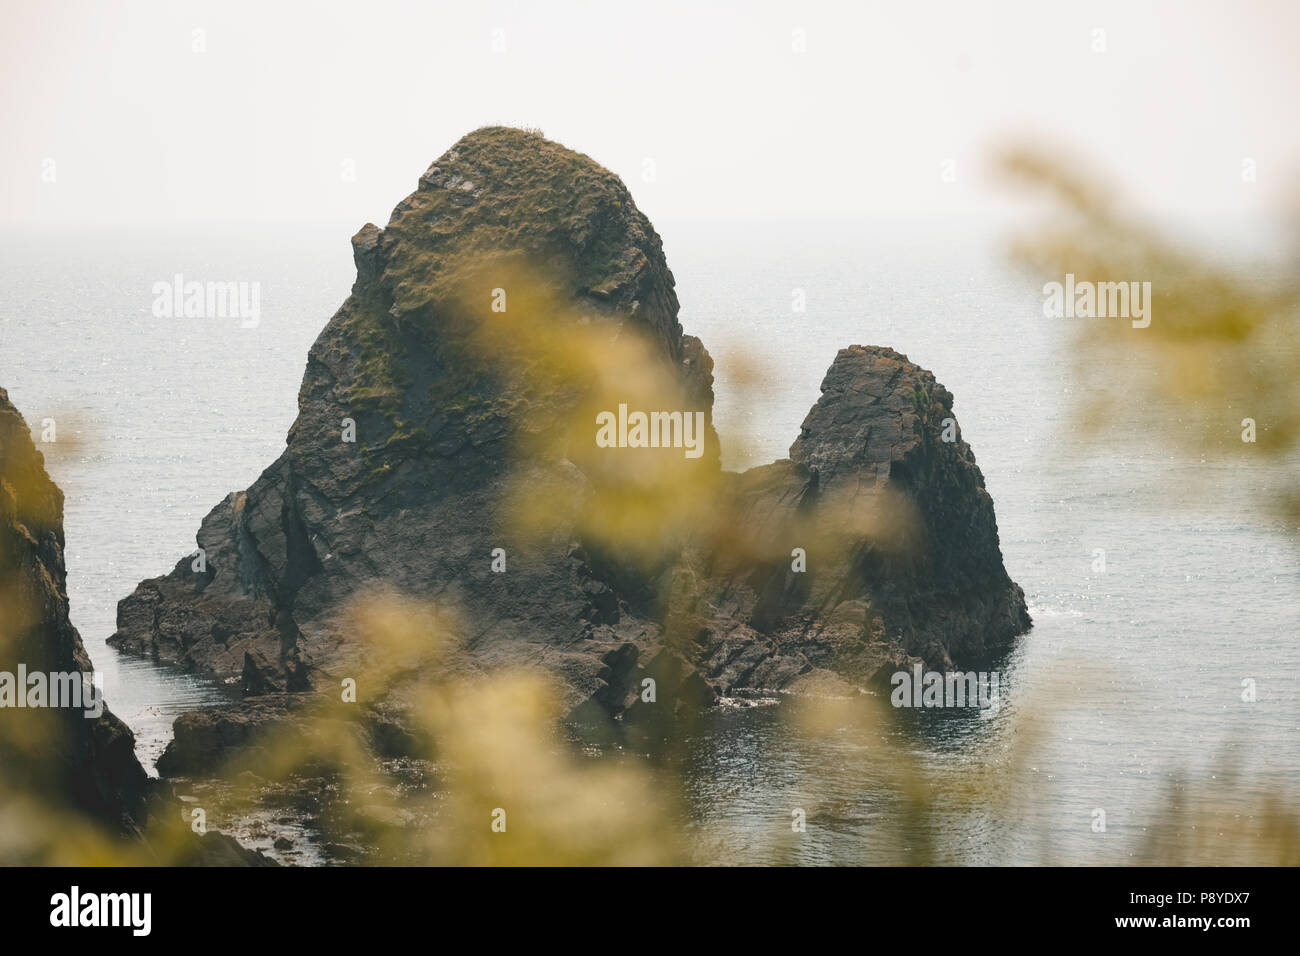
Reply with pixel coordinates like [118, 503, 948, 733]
[109, 127, 1029, 734]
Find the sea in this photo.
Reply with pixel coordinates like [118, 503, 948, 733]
[1, 215, 1295, 864]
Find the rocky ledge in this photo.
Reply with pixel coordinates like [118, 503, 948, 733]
[109, 127, 1029, 748]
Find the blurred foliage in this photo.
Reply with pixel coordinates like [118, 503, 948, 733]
[449, 258, 727, 571]
[993, 143, 1300, 518]
[5, 146, 1300, 865]
[989, 142, 1300, 865]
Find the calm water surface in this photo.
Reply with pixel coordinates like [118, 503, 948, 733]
[2, 218, 1294, 863]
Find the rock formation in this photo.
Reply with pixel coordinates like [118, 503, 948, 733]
[688, 344, 1031, 699]
[0, 387, 271, 864]
[1, 386, 150, 834]
[109, 127, 1029, 740]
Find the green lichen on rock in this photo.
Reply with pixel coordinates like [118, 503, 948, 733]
[345, 303, 411, 419]
[335, 125, 682, 448]
[910, 381, 932, 415]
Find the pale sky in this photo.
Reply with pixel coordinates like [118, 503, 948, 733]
[2, 0, 1297, 226]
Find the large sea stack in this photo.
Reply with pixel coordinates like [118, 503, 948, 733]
[109, 127, 1030, 731]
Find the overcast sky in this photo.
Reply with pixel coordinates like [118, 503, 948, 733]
[2, 0, 1297, 226]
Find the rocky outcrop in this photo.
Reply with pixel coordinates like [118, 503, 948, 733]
[0, 386, 149, 833]
[109, 127, 1029, 735]
[687, 345, 1031, 696]
[0, 387, 273, 865]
